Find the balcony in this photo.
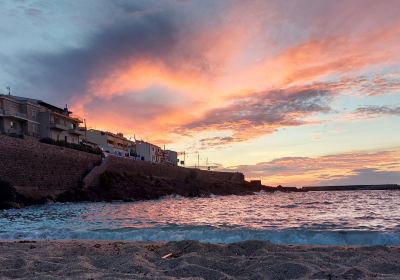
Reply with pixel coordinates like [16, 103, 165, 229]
[68, 127, 83, 135]
[0, 109, 28, 120]
[49, 122, 68, 131]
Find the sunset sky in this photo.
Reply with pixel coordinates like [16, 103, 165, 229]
[1, 0, 399, 186]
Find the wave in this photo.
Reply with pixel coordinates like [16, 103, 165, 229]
[1, 226, 400, 246]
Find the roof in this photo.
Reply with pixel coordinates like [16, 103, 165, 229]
[0, 94, 42, 107]
[0, 94, 70, 113]
[87, 129, 134, 142]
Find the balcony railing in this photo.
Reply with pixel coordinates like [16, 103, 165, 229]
[68, 127, 83, 135]
[49, 122, 69, 130]
[0, 109, 28, 119]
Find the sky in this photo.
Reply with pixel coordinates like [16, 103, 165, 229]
[0, 0, 399, 186]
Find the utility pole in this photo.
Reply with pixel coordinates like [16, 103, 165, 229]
[197, 153, 200, 169]
[84, 118, 87, 141]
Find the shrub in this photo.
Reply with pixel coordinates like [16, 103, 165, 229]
[39, 138, 102, 155]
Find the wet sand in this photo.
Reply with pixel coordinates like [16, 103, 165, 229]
[0, 240, 400, 279]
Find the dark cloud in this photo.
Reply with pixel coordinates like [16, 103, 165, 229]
[199, 136, 235, 148]
[321, 168, 400, 186]
[355, 105, 400, 116]
[17, 10, 179, 103]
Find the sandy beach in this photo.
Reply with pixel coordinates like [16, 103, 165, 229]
[0, 240, 399, 279]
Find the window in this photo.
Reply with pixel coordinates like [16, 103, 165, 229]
[10, 121, 15, 128]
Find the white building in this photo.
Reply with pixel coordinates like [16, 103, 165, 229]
[163, 150, 178, 166]
[135, 141, 163, 163]
[85, 129, 135, 157]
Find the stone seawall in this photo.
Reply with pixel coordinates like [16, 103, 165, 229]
[57, 156, 270, 202]
[84, 156, 245, 188]
[0, 135, 101, 202]
[0, 135, 272, 208]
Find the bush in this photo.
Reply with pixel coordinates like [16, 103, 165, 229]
[39, 138, 102, 155]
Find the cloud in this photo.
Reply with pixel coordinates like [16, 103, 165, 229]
[219, 149, 400, 186]
[321, 168, 400, 186]
[355, 105, 400, 117]
[17, 7, 182, 102]
[2, 0, 400, 148]
[199, 136, 235, 148]
[180, 84, 334, 144]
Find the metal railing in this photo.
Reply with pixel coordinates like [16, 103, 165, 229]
[0, 109, 28, 119]
[49, 122, 69, 130]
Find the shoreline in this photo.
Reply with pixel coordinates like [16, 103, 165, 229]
[1, 240, 399, 279]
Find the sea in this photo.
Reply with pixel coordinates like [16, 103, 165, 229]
[1, 190, 399, 246]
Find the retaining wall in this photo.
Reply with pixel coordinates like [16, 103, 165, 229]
[86, 156, 244, 187]
[0, 135, 101, 199]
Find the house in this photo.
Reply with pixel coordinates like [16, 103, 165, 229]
[85, 129, 135, 157]
[135, 140, 163, 163]
[37, 102, 82, 144]
[163, 150, 178, 166]
[0, 94, 41, 137]
[0, 94, 83, 144]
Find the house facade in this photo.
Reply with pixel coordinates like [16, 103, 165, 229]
[0, 94, 82, 143]
[85, 129, 135, 157]
[37, 102, 82, 144]
[163, 150, 178, 166]
[136, 141, 163, 163]
[0, 94, 41, 137]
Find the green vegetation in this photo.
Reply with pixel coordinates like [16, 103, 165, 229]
[39, 138, 102, 155]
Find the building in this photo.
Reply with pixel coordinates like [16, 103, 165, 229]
[135, 141, 163, 163]
[0, 94, 83, 144]
[85, 129, 135, 157]
[163, 150, 178, 166]
[0, 94, 41, 137]
[37, 102, 82, 144]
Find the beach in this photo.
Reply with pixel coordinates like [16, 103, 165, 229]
[1, 240, 400, 279]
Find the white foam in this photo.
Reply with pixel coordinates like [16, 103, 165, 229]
[1, 227, 400, 246]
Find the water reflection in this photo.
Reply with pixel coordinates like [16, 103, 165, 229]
[0, 190, 399, 244]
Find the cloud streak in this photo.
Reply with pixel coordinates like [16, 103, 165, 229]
[355, 105, 400, 117]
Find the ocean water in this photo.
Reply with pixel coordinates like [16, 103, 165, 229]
[1, 190, 399, 246]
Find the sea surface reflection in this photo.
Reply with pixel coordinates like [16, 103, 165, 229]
[1, 190, 399, 245]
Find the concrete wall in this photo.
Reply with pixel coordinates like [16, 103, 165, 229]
[0, 135, 101, 199]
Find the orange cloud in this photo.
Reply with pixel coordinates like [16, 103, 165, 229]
[244, 25, 400, 89]
[67, 6, 400, 147]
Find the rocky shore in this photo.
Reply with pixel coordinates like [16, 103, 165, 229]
[1, 240, 399, 279]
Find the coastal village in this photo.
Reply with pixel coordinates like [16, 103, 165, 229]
[0, 93, 179, 166]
